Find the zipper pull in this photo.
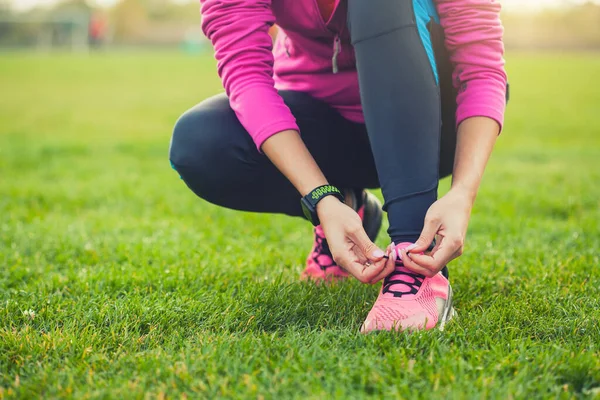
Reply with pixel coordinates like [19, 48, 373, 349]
[332, 35, 341, 74]
[284, 35, 290, 57]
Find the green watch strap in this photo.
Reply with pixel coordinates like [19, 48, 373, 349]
[309, 185, 343, 203]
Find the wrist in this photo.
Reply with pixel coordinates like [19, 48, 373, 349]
[300, 180, 329, 197]
[301, 184, 344, 226]
[316, 195, 342, 215]
[449, 184, 477, 205]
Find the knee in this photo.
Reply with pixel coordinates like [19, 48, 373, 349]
[170, 97, 243, 172]
[170, 107, 212, 169]
[169, 99, 252, 199]
[169, 107, 228, 197]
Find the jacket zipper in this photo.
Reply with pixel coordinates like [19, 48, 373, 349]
[312, 0, 344, 74]
[332, 35, 341, 74]
[284, 34, 291, 57]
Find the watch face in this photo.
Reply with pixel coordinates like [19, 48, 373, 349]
[302, 205, 311, 222]
[301, 197, 317, 225]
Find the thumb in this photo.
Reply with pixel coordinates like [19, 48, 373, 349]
[408, 217, 439, 253]
[349, 227, 385, 261]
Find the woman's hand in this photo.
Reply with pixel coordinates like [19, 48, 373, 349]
[317, 196, 396, 284]
[400, 188, 474, 277]
[400, 117, 501, 277]
[260, 130, 394, 283]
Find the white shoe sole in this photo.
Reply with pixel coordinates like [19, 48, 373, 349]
[438, 285, 455, 332]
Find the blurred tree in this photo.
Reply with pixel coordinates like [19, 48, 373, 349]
[2, 0, 598, 49]
[502, 2, 600, 49]
[51, 0, 91, 13]
[110, 0, 147, 41]
[109, 0, 199, 42]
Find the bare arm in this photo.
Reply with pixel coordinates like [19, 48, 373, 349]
[451, 117, 499, 203]
[261, 130, 329, 196]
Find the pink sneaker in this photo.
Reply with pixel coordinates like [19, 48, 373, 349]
[301, 191, 382, 282]
[360, 242, 455, 333]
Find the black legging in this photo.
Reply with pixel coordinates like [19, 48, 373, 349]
[169, 0, 458, 244]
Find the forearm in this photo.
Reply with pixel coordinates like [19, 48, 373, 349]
[261, 130, 329, 196]
[451, 117, 499, 203]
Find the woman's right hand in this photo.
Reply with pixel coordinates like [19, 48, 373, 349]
[317, 196, 396, 284]
[260, 130, 394, 282]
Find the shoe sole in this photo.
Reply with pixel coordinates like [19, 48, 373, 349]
[362, 192, 383, 242]
[438, 284, 455, 331]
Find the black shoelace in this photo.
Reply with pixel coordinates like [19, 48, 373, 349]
[312, 229, 336, 271]
[382, 265, 425, 298]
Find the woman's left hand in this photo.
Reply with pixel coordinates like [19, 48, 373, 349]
[399, 188, 474, 277]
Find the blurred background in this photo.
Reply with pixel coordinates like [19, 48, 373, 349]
[0, 0, 599, 52]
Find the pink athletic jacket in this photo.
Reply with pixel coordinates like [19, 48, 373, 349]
[201, 0, 507, 150]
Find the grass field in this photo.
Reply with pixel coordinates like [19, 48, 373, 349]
[1, 52, 599, 399]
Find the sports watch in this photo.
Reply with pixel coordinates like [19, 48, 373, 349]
[301, 184, 345, 226]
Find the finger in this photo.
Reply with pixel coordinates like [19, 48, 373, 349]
[431, 241, 462, 266]
[369, 245, 396, 285]
[407, 216, 440, 254]
[406, 253, 443, 273]
[337, 251, 387, 283]
[352, 243, 380, 265]
[365, 256, 388, 274]
[351, 260, 387, 283]
[406, 244, 458, 275]
[368, 248, 397, 284]
[363, 248, 390, 281]
[333, 241, 388, 283]
[399, 249, 437, 277]
[429, 237, 441, 256]
[332, 252, 353, 272]
[427, 235, 463, 266]
[356, 254, 368, 265]
[348, 227, 385, 262]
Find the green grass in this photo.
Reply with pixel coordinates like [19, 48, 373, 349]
[1, 51, 599, 399]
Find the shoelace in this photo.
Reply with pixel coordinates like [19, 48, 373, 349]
[382, 262, 425, 298]
[312, 228, 336, 271]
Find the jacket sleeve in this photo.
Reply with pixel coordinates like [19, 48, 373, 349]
[436, 0, 508, 131]
[201, 0, 299, 150]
